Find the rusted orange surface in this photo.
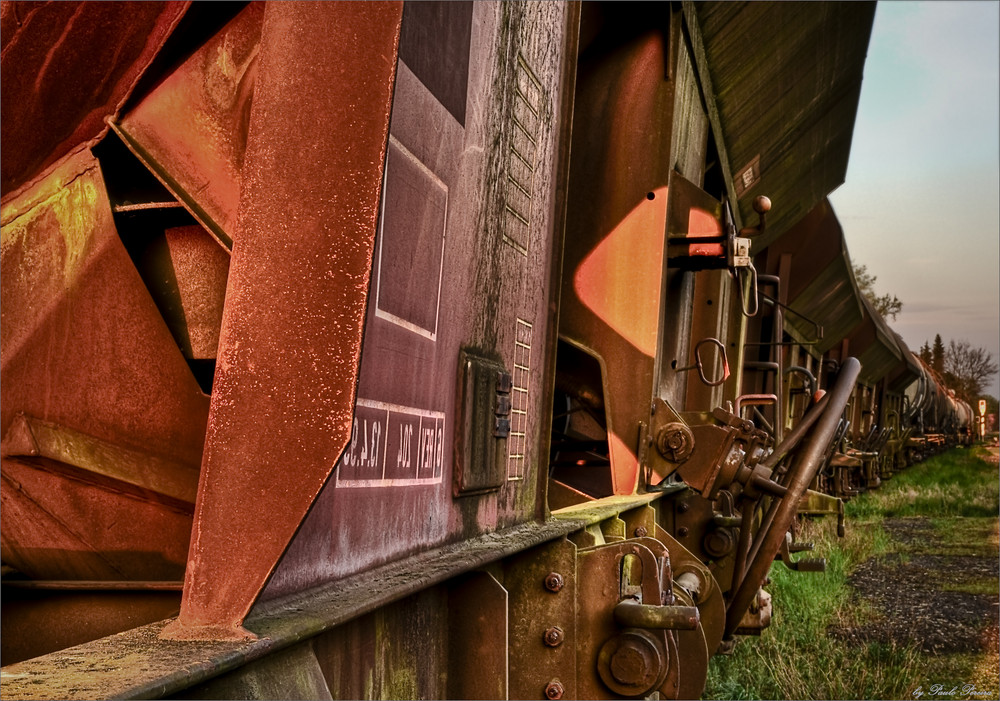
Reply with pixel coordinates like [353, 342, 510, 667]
[172, 1, 404, 635]
[0, 1, 189, 196]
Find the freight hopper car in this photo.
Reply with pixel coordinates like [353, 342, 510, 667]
[1, 3, 876, 699]
[743, 199, 977, 506]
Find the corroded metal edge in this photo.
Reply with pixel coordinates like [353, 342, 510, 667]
[550, 492, 666, 525]
[0, 517, 597, 700]
[107, 119, 233, 251]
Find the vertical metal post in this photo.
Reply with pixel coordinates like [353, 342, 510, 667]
[168, 1, 403, 637]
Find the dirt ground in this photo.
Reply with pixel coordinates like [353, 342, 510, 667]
[832, 517, 999, 655]
[832, 444, 1000, 677]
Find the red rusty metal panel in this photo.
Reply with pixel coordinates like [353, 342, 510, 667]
[159, 225, 231, 360]
[0, 460, 193, 581]
[0, 148, 209, 581]
[559, 18, 678, 496]
[170, 2, 404, 636]
[262, 2, 573, 601]
[1, 586, 182, 665]
[2, 413, 198, 505]
[0, 1, 189, 196]
[113, 3, 264, 249]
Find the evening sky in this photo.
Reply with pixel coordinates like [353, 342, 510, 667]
[828, 0, 1000, 397]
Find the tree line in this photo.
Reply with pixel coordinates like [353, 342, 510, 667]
[853, 264, 997, 408]
[918, 334, 998, 408]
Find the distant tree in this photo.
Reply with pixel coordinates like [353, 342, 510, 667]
[932, 334, 945, 375]
[943, 339, 999, 403]
[986, 395, 999, 416]
[853, 263, 903, 321]
[919, 341, 932, 365]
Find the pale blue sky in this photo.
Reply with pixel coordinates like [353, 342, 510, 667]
[829, 0, 1000, 398]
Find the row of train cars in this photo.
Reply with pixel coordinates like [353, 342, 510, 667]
[0, 2, 983, 699]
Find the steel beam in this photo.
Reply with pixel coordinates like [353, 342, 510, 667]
[169, 1, 403, 637]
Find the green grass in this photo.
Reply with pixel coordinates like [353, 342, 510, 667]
[703, 446, 1000, 700]
[845, 446, 999, 519]
[928, 517, 999, 554]
[703, 517, 920, 700]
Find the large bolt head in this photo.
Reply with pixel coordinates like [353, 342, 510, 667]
[544, 572, 564, 592]
[703, 527, 736, 558]
[654, 422, 694, 462]
[597, 629, 668, 697]
[543, 626, 565, 647]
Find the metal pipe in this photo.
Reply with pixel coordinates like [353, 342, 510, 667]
[744, 361, 779, 371]
[760, 393, 830, 470]
[724, 357, 860, 639]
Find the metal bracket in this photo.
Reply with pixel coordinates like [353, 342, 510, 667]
[777, 532, 826, 572]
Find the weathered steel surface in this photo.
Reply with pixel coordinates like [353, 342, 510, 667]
[0, 517, 583, 700]
[174, 642, 334, 700]
[171, 1, 404, 635]
[114, 3, 265, 249]
[0, 1, 189, 196]
[560, 5, 679, 497]
[3, 414, 197, 505]
[159, 225, 231, 360]
[767, 200, 865, 353]
[0, 149, 208, 582]
[849, 291, 905, 385]
[506, 539, 577, 700]
[312, 587, 449, 700]
[0, 2, 894, 696]
[447, 571, 508, 700]
[654, 523, 726, 655]
[1, 587, 182, 665]
[576, 540, 680, 698]
[887, 331, 922, 393]
[690, 1, 876, 248]
[263, 1, 573, 599]
[0, 458, 193, 581]
[633, 535, 707, 699]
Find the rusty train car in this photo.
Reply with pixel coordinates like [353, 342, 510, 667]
[0, 2, 977, 699]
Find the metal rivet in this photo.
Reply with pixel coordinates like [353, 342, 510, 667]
[544, 572, 564, 592]
[677, 526, 689, 537]
[543, 626, 564, 647]
[544, 680, 565, 699]
[677, 501, 690, 513]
